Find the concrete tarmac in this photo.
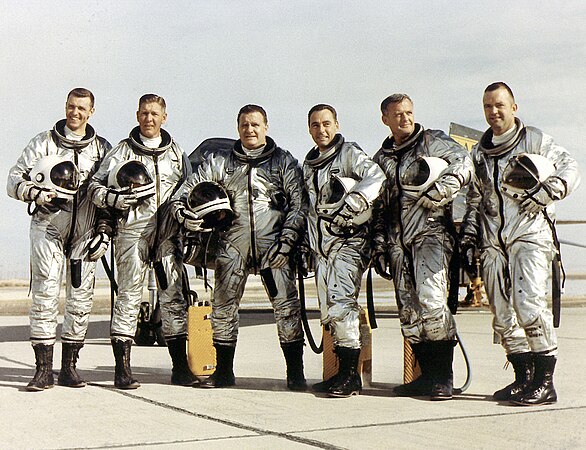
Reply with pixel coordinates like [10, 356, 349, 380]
[1, 305, 585, 450]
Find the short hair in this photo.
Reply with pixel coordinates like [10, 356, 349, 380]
[307, 104, 337, 125]
[380, 93, 413, 114]
[138, 94, 166, 110]
[67, 88, 95, 108]
[237, 104, 268, 124]
[484, 82, 515, 101]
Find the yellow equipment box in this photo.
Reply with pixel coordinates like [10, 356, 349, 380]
[187, 301, 216, 377]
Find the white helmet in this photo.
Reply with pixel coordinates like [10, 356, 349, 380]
[400, 156, 448, 200]
[187, 181, 234, 230]
[502, 153, 555, 200]
[107, 160, 156, 200]
[30, 155, 79, 201]
[317, 175, 372, 226]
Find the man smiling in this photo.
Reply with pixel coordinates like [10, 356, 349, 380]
[303, 104, 385, 397]
[372, 93, 473, 400]
[460, 82, 580, 405]
[7, 88, 111, 391]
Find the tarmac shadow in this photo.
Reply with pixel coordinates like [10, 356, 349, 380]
[0, 365, 42, 391]
[212, 376, 309, 393]
[351, 381, 492, 401]
[0, 320, 112, 343]
[217, 377, 403, 397]
[0, 324, 31, 342]
[86, 364, 171, 386]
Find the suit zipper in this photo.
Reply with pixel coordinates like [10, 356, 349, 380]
[247, 167, 258, 272]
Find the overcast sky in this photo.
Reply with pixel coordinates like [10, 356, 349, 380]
[1, 0, 585, 278]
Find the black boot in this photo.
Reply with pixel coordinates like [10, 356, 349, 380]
[429, 340, 456, 401]
[313, 347, 341, 393]
[167, 337, 200, 386]
[512, 355, 557, 406]
[493, 352, 533, 401]
[200, 342, 236, 388]
[58, 342, 86, 388]
[281, 340, 307, 391]
[112, 339, 140, 389]
[328, 347, 362, 398]
[26, 344, 54, 392]
[312, 374, 340, 393]
[393, 342, 433, 397]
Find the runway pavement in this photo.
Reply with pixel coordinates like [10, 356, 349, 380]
[1, 305, 585, 449]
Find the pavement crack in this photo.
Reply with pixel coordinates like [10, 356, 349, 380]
[87, 382, 344, 450]
[296, 404, 586, 434]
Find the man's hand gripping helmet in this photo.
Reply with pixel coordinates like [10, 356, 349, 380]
[317, 175, 372, 231]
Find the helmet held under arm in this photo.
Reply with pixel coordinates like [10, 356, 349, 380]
[400, 156, 449, 200]
[187, 181, 234, 231]
[107, 160, 156, 200]
[501, 153, 555, 201]
[30, 154, 80, 201]
[317, 175, 372, 227]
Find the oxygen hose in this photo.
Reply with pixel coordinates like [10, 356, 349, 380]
[297, 261, 472, 393]
[297, 266, 323, 354]
[453, 330, 472, 394]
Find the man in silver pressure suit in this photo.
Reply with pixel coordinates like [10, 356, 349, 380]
[7, 88, 111, 391]
[171, 104, 308, 390]
[460, 82, 580, 405]
[372, 93, 473, 400]
[89, 94, 197, 389]
[303, 104, 385, 398]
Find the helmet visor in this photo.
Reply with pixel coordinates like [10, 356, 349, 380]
[402, 159, 431, 189]
[202, 209, 233, 230]
[50, 161, 79, 191]
[503, 155, 540, 190]
[188, 181, 233, 230]
[115, 160, 153, 189]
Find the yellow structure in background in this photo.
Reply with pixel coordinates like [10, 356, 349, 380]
[449, 122, 483, 151]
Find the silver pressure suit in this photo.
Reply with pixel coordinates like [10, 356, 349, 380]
[89, 127, 191, 341]
[172, 137, 306, 346]
[373, 124, 473, 344]
[303, 135, 385, 349]
[460, 119, 580, 356]
[7, 120, 111, 345]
